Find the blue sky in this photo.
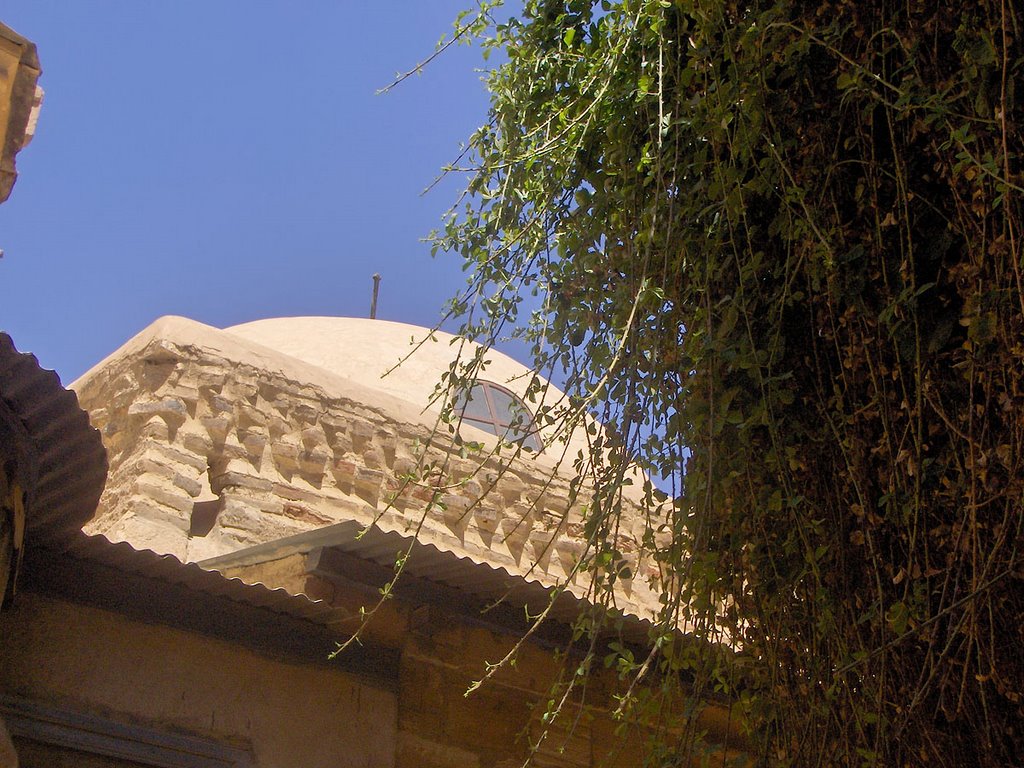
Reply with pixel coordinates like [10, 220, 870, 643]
[1, 2, 500, 383]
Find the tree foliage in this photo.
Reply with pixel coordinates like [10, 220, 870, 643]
[435, 1, 1024, 765]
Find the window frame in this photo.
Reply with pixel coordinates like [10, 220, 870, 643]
[457, 380, 543, 453]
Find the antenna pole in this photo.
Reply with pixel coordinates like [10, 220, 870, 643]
[370, 273, 381, 319]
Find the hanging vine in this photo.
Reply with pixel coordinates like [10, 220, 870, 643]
[431, 1, 1024, 765]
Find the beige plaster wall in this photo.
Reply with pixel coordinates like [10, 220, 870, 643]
[391, 611, 750, 768]
[0, 592, 396, 768]
[396, 619, 598, 768]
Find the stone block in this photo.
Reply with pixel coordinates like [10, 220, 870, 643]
[442, 682, 527, 753]
[223, 456, 258, 475]
[499, 515, 532, 547]
[219, 436, 248, 461]
[299, 449, 329, 478]
[236, 406, 265, 433]
[217, 500, 266, 532]
[538, 510, 566, 532]
[267, 415, 291, 437]
[556, 538, 586, 575]
[211, 527, 263, 550]
[398, 660, 447, 732]
[350, 418, 375, 441]
[352, 466, 385, 507]
[528, 708, 593, 768]
[208, 394, 234, 413]
[140, 339, 181, 364]
[128, 398, 187, 418]
[410, 484, 437, 504]
[528, 530, 557, 570]
[354, 466, 384, 494]
[167, 383, 200, 405]
[139, 416, 169, 442]
[362, 447, 385, 469]
[376, 428, 397, 450]
[441, 494, 471, 529]
[271, 441, 300, 468]
[506, 503, 538, 529]
[397, 732, 481, 768]
[319, 412, 348, 431]
[329, 431, 353, 455]
[334, 459, 357, 480]
[134, 481, 194, 514]
[128, 498, 191, 532]
[241, 431, 268, 457]
[135, 455, 176, 481]
[462, 479, 483, 500]
[474, 506, 500, 531]
[450, 459, 478, 482]
[200, 415, 231, 440]
[210, 470, 273, 494]
[300, 426, 325, 447]
[273, 483, 323, 504]
[178, 428, 214, 457]
[173, 472, 203, 498]
[193, 367, 228, 388]
[540, 493, 568, 517]
[231, 492, 284, 516]
[281, 503, 332, 527]
[392, 456, 418, 478]
[292, 403, 320, 424]
[228, 381, 258, 402]
[498, 473, 526, 502]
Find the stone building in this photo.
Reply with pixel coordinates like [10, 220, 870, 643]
[0, 20, 750, 767]
[74, 315, 664, 622]
[2, 312, 752, 768]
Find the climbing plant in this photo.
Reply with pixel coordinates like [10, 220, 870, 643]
[431, 1, 1024, 765]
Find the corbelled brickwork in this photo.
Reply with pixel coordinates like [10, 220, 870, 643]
[74, 317, 661, 617]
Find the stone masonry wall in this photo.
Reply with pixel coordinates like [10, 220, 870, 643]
[75, 336, 661, 613]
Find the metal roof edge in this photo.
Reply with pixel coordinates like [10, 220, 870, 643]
[0, 333, 107, 542]
[198, 519, 660, 644]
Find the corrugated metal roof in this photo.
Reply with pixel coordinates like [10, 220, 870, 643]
[0, 332, 108, 540]
[201, 519, 658, 643]
[29, 530, 401, 685]
[58, 530, 351, 629]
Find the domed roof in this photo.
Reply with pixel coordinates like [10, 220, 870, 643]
[224, 317, 584, 457]
[226, 317, 527, 408]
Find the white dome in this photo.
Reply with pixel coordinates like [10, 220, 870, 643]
[226, 317, 522, 408]
[224, 317, 585, 458]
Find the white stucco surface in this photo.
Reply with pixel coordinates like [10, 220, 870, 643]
[225, 317, 527, 408]
[225, 316, 587, 458]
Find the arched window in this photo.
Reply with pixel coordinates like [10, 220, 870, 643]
[456, 381, 542, 453]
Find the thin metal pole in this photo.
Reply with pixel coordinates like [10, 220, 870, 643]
[370, 273, 381, 319]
